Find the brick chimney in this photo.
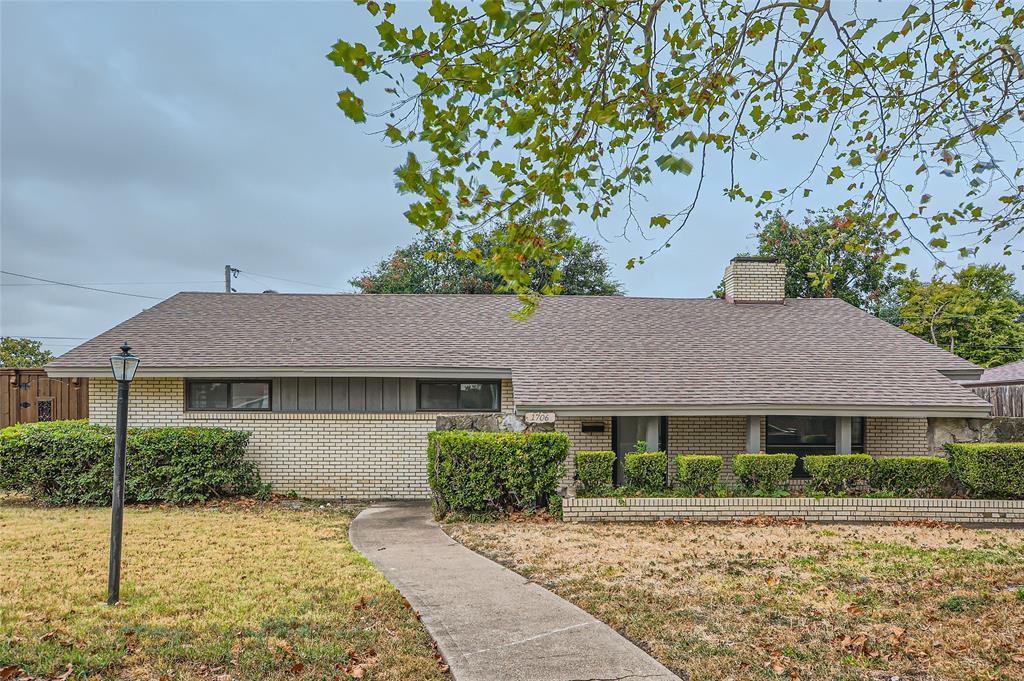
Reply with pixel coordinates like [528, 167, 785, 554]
[723, 256, 786, 304]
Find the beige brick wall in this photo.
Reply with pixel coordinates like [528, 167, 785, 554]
[865, 417, 929, 456]
[90, 377, 516, 500]
[555, 416, 613, 490]
[666, 415, 759, 484]
[723, 259, 786, 303]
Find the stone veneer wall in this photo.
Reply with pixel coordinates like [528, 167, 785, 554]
[563, 496, 1024, 525]
[90, 377, 515, 500]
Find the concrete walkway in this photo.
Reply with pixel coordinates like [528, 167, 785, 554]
[349, 502, 680, 681]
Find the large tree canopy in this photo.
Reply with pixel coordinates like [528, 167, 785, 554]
[330, 0, 1023, 301]
[896, 264, 1024, 366]
[351, 223, 624, 295]
[0, 337, 54, 368]
[751, 210, 905, 314]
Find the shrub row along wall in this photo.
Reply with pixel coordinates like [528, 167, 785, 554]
[90, 378, 515, 499]
[562, 496, 1024, 525]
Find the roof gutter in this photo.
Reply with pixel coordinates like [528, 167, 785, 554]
[44, 366, 515, 380]
[517, 403, 992, 418]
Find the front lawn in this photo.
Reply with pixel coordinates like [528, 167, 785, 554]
[450, 519, 1024, 680]
[0, 499, 448, 680]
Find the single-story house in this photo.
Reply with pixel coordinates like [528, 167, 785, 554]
[45, 256, 992, 499]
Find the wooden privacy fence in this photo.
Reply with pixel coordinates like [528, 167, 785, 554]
[1, 368, 88, 428]
[971, 384, 1024, 418]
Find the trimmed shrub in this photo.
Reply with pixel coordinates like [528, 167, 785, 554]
[733, 453, 797, 494]
[427, 430, 568, 514]
[675, 455, 722, 494]
[869, 456, 950, 495]
[803, 454, 873, 493]
[575, 450, 616, 495]
[0, 420, 264, 505]
[946, 442, 1024, 498]
[625, 451, 667, 493]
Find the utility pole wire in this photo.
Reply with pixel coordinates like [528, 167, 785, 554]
[0, 271, 162, 300]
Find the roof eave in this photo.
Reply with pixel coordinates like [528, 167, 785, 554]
[44, 365, 514, 380]
[517, 403, 993, 418]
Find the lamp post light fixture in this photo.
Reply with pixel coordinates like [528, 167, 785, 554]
[107, 342, 139, 606]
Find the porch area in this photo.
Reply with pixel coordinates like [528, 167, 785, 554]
[556, 414, 930, 489]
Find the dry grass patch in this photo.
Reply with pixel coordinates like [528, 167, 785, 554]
[1, 499, 448, 680]
[450, 519, 1024, 681]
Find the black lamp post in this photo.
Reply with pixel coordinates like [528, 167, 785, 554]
[107, 342, 139, 606]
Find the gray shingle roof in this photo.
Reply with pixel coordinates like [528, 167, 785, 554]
[965, 358, 1024, 386]
[47, 292, 990, 414]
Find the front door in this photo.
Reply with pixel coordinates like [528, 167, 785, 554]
[612, 416, 666, 485]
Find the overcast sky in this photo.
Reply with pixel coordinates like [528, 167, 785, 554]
[2, 0, 1020, 358]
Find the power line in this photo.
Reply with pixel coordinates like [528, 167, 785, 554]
[3, 335, 89, 340]
[0, 271, 162, 300]
[234, 269, 338, 291]
[1, 280, 220, 287]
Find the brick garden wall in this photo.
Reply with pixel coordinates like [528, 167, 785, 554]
[563, 496, 1024, 526]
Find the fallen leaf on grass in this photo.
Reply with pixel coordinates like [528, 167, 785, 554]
[53, 663, 74, 681]
[287, 662, 305, 673]
[0, 666, 22, 681]
[845, 603, 865, 616]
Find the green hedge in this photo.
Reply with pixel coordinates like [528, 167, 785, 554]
[803, 454, 873, 493]
[0, 420, 265, 505]
[427, 430, 568, 514]
[869, 456, 950, 495]
[625, 451, 667, 493]
[946, 442, 1024, 498]
[733, 453, 796, 494]
[675, 455, 722, 494]
[575, 450, 616, 495]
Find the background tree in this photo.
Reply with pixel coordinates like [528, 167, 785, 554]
[330, 0, 1024, 304]
[352, 222, 623, 295]
[896, 264, 1024, 367]
[754, 211, 906, 315]
[0, 337, 55, 368]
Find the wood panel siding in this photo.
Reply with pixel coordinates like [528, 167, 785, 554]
[1, 368, 88, 427]
[272, 376, 418, 413]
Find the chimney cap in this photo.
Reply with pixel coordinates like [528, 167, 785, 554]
[730, 256, 780, 264]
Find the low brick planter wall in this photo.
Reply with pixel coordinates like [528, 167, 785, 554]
[562, 496, 1024, 525]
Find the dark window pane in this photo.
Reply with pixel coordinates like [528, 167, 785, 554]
[188, 382, 228, 410]
[460, 382, 499, 410]
[852, 417, 865, 451]
[232, 382, 270, 410]
[766, 416, 837, 448]
[420, 382, 459, 410]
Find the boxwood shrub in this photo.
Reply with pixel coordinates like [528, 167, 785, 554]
[427, 430, 569, 514]
[0, 420, 265, 505]
[733, 453, 797, 494]
[869, 456, 950, 496]
[675, 455, 722, 494]
[625, 451, 667, 493]
[803, 454, 873, 493]
[575, 450, 616, 495]
[946, 442, 1024, 498]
